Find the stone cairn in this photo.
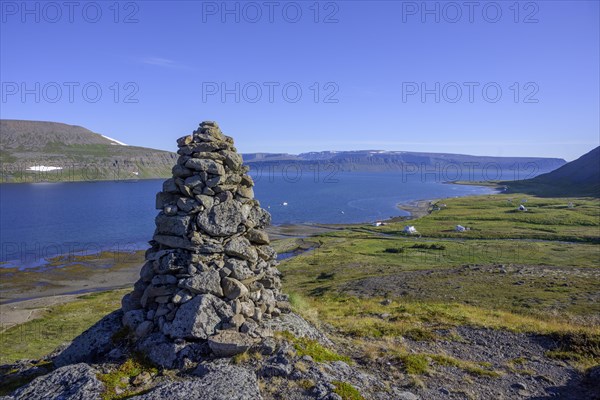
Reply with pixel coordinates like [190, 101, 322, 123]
[121, 121, 288, 367]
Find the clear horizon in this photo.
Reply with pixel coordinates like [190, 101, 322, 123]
[1, 1, 599, 162]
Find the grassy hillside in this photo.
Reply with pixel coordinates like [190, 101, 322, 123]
[0, 120, 177, 183]
[504, 147, 600, 197]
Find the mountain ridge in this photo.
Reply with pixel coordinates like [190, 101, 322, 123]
[1, 119, 567, 182]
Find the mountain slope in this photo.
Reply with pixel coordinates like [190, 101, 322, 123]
[504, 146, 600, 197]
[0, 120, 177, 182]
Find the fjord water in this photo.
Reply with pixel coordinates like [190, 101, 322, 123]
[0, 172, 495, 268]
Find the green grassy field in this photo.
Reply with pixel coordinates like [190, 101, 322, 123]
[0, 193, 598, 381]
[278, 193, 600, 372]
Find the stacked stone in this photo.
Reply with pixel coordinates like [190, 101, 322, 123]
[121, 121, 287, 364]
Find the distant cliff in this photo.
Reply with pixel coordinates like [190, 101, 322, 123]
[0, 120, 177, 183]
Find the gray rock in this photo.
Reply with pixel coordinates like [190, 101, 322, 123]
[177, 135, 193, 147]
[135, 320, 154, 338]
[172, 289, 193, 304]
[394, 391, 419, 400]
[197, 201, 245, 237]
[221, 150, 243, 170]
[169, 294, 233, 339]
[241, 174, 254, 187]
[122, 309, 145, 331]
[153, 234, 194, 250]
[513, 382, 528, 390]
[53, 311, 123, 367]
[172, 164, 193, 178]
[246, 229, 269, 244]
[226, 258, 254, 280]
[7, 363, 104, 400]
[137, 333, 181, 369]
[208, 331, 257, 357]
[221, 277, 249, 300]
[177, 197, 201, 213]
[155, 214, 191, 237]
[155, 192, 177, 209]
[184, 174, 204, 189]
[224, 237, 258, 262]
[132, 364, 261, 400]
[237, 185, 254, 199]
[195, 194, 214, 209]
[247, 206, 271, 229]
[162, 178, 179, 193]
[164, 205, 178, 216]
[185, 159, 225, 175]
[264, 312, 333, 347]
[180, 270, 224, 296]
[154, 251, 191, 274]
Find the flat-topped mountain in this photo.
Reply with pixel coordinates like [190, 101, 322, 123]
[243, 150, 566, 175]
[0, 120, 177, 182]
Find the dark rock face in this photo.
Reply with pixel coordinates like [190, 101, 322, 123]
[121, 121, 287, 366]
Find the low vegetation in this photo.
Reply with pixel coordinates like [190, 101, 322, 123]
[278, 331, 351, 364]
[0, 289, 128, 364]
[0, 192, 597, 394]
[97, 356, 158, 400]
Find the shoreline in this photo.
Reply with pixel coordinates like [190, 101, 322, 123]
[394, 199, 435, 221]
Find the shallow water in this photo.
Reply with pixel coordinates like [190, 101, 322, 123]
[0, 172, 495, 267]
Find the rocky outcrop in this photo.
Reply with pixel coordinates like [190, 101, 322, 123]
[3, 363, 104, 400]
[120, 121, 287, 367]
[53, 310, 123, 368]
[130, 363, 262, 400]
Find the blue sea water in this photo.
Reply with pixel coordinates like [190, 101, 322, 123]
[0, 172, 495, 268]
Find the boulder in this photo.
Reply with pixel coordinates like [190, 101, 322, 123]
[208, 331, 257, 357]
[169, 294, 233, 340]
[197, 201, 245, 237]
[221, 277, 249, 300]
[246, 229, 270, 245]
[185, 159, 225, 176]
[224, 237, 258, 262]
[154, 214, 191, 237]
[179, 270, 224, 296]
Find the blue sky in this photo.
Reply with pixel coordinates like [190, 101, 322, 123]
[1, 1, 598, 160]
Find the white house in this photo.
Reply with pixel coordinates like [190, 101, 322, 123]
[403, 225, 418, 234]
[455, 225, 466, 232]
[518, 204, 527, 211]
